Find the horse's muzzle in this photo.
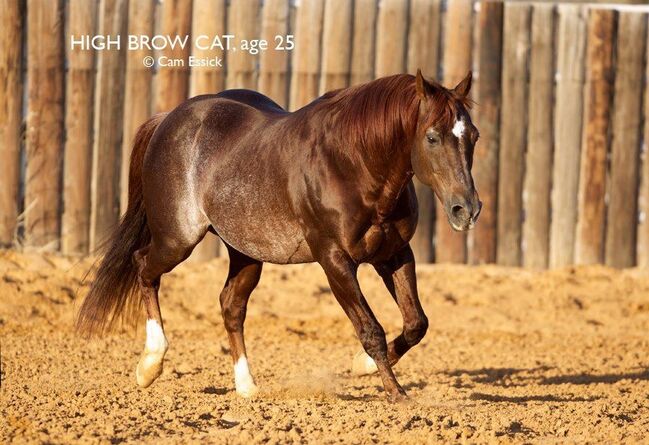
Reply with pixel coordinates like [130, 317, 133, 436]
[446, 197, 482, 232]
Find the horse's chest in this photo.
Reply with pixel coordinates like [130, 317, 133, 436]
[346, 183, 419, 262]
[352, 219, 416, 263]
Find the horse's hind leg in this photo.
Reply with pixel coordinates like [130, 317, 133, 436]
[353, 245, 428, 376]
[219, 246, 262, 397]
[134, 230, 206, 387]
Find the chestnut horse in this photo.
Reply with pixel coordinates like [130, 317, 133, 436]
[77, 70, 481, 402]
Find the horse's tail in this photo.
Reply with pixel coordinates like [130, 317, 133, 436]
[76, 113, 168, 337]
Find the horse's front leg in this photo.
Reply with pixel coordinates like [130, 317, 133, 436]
[318, 247, 407, 402]
[352, 244, 428, 376]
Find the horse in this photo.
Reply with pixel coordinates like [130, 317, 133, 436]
[76, 69, 481, 402]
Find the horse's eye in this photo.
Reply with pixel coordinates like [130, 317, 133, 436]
[426, 132, 440, 145]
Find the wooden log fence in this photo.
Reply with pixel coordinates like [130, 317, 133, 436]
[575, 8, 615, 265]
[497, 2, 530, 267]
[25, 0, 65, 250]
[469, 0, 502, 265]
[1, 0, 648, 270]
[522, 5, 555, 269]
[437, 0, 473, 264]
[0, 0, 24, 247]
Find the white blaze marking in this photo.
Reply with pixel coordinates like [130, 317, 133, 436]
[145, 319, 168, 353]
[452, 119, 465, 138]
[234, 356, 258, 397]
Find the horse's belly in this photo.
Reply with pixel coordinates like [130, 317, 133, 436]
[206, 185, 312, 264]
[216, 219, 313, 264]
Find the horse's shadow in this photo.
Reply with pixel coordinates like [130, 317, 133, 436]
[337, 392, 378, 401]
[469, 392, 601, 403]
[443, 366, 649, 404]
[540, 369, 649, 385]
[336, 379, 428, 401]
[403, 379, 428, 391]
[446, 366, 649, 385]
[444, 366, 549, 387]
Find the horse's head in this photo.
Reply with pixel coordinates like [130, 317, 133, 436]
[411, 70, 481, 232]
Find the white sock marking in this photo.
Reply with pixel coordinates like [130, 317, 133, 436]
[234, 356, 258, 397]
[352, 350, 378, 376]
[452, 119, 465, 139]
[362, 354, 377, 374]
[145, 319, 168, 353]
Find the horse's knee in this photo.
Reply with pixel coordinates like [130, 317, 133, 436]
[404, 314, 428, 347]
[358, 323, 387, 359]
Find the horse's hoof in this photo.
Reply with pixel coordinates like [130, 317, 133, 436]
[236, 382, 259, 398]
[136, 353, 164, 388]
[352, 350, 378, 376]
[387, 388, 409, 404]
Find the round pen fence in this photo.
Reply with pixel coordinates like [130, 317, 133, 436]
[1, 0, 648, 268]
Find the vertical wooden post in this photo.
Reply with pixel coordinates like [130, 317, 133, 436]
[62, 0, 98, 254]
[407, 0, 442, 263]
[319, 0, 353, 94]
[121, 0, 154, 215]
[468, 0, 502, 265]
[0, 0, 24, 246]
[188, 0, 227, 262]
[407, 0, 440, 78]
[375, 0, 408, 77]
[522, 4, 554, 269]
[496, 3, 530, 267]
[575, 8, 615, 265]
[350, 0, 377, 86]
[90, 0, 128, 250]
[437, 0, 472, 263]
[639, 22, 649, 268]
[227, 0, 259, 90]
[259, 0, 290, 107]
[605, 11, 646, 268]
[550, 5, 587, 268]
[25, 0, 64, 250]
[154, 0, 192, 112]
[289, 0, 324, 110]
[190, 0, 226, 96]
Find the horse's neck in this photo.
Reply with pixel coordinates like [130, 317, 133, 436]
[332, 124, 414, 220]
[308, 79, 419, 217]
[369, 148, 414, 221]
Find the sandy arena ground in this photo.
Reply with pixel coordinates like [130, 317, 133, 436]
[1, 249, 649, 444]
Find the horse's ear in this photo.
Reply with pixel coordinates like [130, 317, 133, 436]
[453, 71, 472, 97]
[415, 69, 427, 98]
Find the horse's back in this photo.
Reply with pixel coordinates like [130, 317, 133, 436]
[214, 89, 286, 115]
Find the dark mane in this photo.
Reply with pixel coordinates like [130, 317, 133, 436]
[307, 74, 473, 160]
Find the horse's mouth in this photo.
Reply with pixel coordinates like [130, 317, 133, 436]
[449, 221, 475, 232]
[449, 219, 475, 232]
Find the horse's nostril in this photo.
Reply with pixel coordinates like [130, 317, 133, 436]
[451, 205, 465, 218]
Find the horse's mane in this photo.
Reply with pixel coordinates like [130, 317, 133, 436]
[309, 74, 472, 162]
